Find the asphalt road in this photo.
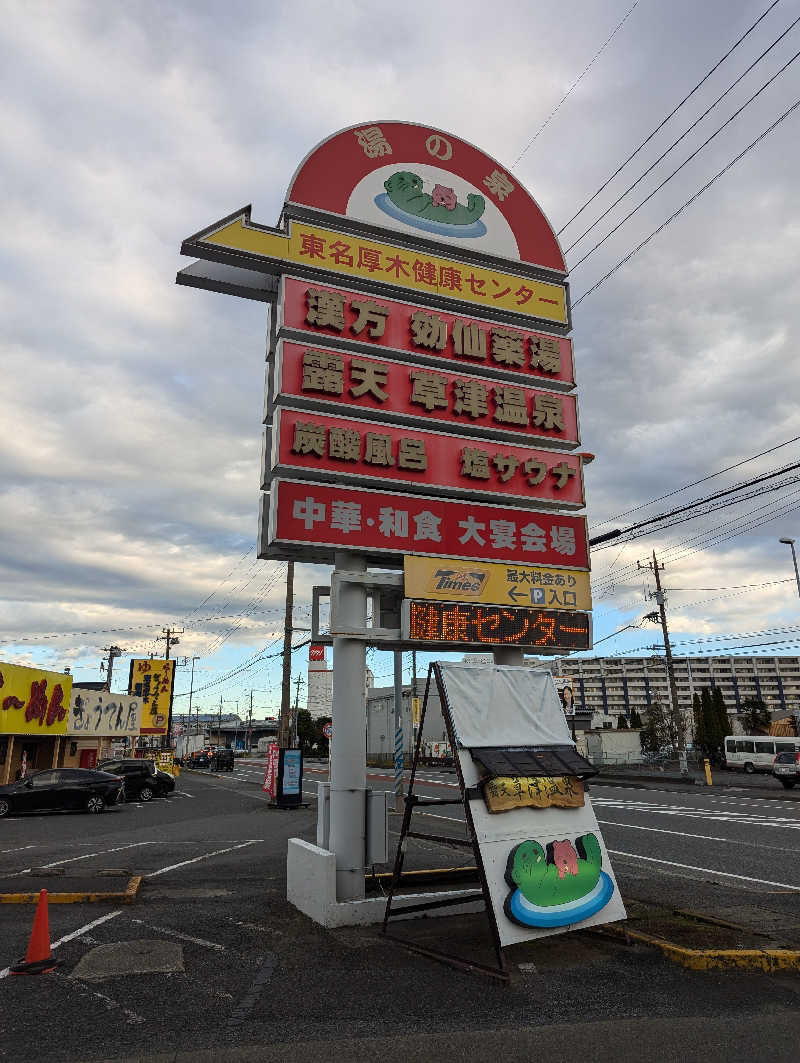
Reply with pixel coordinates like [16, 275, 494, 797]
[0, 762, 798, 1063]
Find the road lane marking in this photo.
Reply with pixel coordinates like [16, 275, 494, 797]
[18, 841, 158, 874]
[129, 918, 225, 950]
[417, 812, 465, 824]
[597, 819, 800, 853]
[0, 845, 36, 855]
[0, 909, 124, 980]
[608, 849, 800, 891]
[147, 841, 260, 878]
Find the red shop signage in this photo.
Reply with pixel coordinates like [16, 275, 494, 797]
[272, 407, 584, 507]
[267, 479, 588, 568]
[278, 276, 575, 389]
[274, 340, 579, 448]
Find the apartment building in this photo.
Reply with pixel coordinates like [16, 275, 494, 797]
[537, 654, 800, 729]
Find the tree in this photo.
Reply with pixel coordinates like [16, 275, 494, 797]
[740, 698, 770, 735]
[710, 687, 731, 749]
[640, 697, 668, 753]
[617, 714, 628, 729]
[629, 708, 643, 729]
[296, 709, 316, 756]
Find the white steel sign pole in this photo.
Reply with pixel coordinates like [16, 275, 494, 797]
[328, 551, 367, 902]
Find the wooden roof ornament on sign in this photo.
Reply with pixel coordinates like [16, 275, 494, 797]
[284, 122, 567, 274]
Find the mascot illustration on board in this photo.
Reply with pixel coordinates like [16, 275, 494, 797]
[375, 171, 487, 237]
[504, 833, 615, 928]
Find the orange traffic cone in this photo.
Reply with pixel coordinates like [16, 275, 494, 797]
[10, 889, 59, 975]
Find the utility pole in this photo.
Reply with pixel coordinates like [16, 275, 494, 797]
[218, 695, 223, 749]
[188, 657, 200, 734]
[100, 646, 123, 691]
[157, 627, 183, 748]
[248, 690, 254, 753]
[639, 551, 687, 774]
[279, 561, 294, 749]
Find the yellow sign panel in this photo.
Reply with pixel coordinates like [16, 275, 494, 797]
[0, 661, 72, 736]
[411, 697, 421, 726]
[404, 556, 592, 611]
[205, 217, 567, 325]
[128, 659, 175, 736]
[483, 775, 584, 814]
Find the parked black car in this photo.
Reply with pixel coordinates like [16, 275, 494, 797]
[210, 748, 234, 772]
[0, 768, 124, 817]
[97, 759, 175, 801]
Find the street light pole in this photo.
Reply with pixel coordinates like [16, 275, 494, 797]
[779, 538, 800, 601]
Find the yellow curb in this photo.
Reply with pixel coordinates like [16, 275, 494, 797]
[598, 923, 800, 972]
[0, 875, 142, 905]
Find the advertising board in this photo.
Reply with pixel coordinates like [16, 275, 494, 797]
[272, 340, 580, 449]
[403, 556, 592, 611]
[262, 479, 588, 568]
[270, 407, 583, 507]
[0, 661, 72, 736]
[128, 659, 175, 736]
[277, 276, 575, 390]
[403, 601, 591, 652]
[68, 690, 141, 737]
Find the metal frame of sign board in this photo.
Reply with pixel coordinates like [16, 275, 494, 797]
[382, 661, 509, 983]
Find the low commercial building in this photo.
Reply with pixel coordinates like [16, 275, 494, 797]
[0, 662, 72, 783]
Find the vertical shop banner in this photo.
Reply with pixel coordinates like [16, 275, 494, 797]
[0, 661, 72, 736]
[128, 660, 175, 736]
[262, 742, 279, 797]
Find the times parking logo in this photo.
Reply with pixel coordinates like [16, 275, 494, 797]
[429, 568, 488, 596]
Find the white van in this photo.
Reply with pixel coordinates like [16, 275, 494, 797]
[724, 735, 800, 773]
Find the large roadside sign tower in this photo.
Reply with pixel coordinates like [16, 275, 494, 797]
[177, 121, 592, 914]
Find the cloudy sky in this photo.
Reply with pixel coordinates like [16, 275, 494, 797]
[3, 0, 800, 716]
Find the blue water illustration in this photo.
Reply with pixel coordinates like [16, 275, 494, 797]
[374, 193, 487, 239]
[504, 871, 615, 929]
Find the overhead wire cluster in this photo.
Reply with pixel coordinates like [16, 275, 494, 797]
[530, 1, 800, 302]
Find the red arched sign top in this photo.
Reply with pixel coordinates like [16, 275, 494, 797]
[285, 121, 566, 274]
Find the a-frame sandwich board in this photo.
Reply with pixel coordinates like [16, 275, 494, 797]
[381, 661, 509, 982]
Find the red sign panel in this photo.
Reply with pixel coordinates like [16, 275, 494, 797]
[273, 407, 584, 507]
[309, 644, 326, 661]
[268, 479, 588, 568]
[275, 340, 579, 449]
[285, 121, 566, 273]
[278, 276, 574, 389]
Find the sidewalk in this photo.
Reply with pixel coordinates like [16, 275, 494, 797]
[594, 765, 800, 799]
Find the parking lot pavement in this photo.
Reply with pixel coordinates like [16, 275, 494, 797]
[2, 766, 800, 1063]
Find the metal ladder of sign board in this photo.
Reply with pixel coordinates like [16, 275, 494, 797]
[381, 662, 509, 983]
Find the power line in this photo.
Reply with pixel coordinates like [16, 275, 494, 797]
[513, 1, 641, 166]
[564, 16, 800, 254]
[590, 434, 800, 529]
[569, 48, 800, 269]
[572, 95, 800, 305]
[557, 0, 782, 233]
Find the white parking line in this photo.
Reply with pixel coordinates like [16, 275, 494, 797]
[597, 819, 800, 853]
[129, 918, 225, 950]
[147, 840, 260, 878]
[0, 845, 36, 855]
[17, 841, 158, 875]
[0, 909, 123, 980]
